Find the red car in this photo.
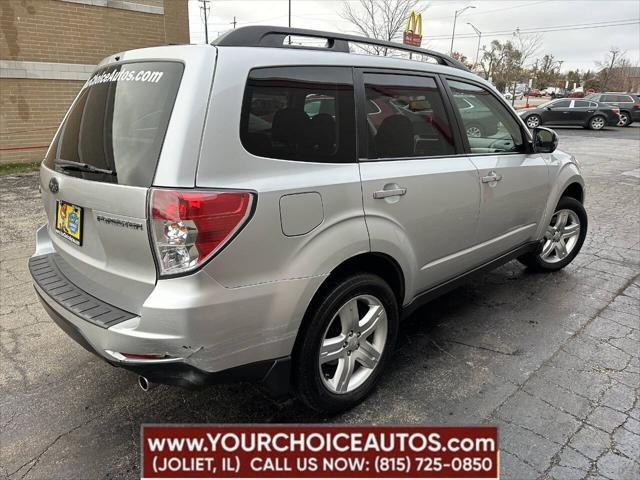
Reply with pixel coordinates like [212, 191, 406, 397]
[569, 91, 585, 98]
[527, 89, 541, 97]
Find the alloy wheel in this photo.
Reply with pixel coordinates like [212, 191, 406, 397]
[319, 294, 388, 394]
[539, 209, 581, 264]
[526, 116, 540, 128]
[591, 117, 605, 130]
[617, 113, 629, 127]
[466, 126, 482, 138]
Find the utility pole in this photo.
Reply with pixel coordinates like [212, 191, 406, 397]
[199, 0, 210, 44]
[467, 22, 481, 71]
[288, 0, 292, 44]
[450, 5, 475, 55]
[557, 60, 564, 94]
[231, 16, 237, 29]
[602, 49, 618, 91]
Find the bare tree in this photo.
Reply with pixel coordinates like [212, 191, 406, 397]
[597, 47, 622, 91]
[341, 0, 428, 55]
[512, 30, 543, 67]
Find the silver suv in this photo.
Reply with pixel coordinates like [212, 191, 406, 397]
[29, 27, 587, 412]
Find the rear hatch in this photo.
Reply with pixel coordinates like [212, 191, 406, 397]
[40, 49, 214, 314]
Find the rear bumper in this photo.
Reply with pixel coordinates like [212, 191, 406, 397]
[33, 286, 291, 394]
[29, 224, 322, 395]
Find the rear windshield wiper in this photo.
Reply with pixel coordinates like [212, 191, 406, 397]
[55, 159, 116, 176]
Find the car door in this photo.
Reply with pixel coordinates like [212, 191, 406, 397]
[570, 100, 595, 124]
[446, 78, 549, 261]
[357, 71, 481, 293]
[545, 99, 573, 124]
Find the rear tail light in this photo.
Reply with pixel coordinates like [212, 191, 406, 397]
[634, 103, 640, 109]
[150, 189, 254, 276]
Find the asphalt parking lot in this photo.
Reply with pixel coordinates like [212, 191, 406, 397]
[1, 126, 639, 479]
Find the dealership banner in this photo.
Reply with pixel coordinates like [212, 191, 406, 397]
[142, 425, 498, 479]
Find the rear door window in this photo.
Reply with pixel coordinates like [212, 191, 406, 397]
[45, 61, 184, 187]
[240, 66, 356, 163]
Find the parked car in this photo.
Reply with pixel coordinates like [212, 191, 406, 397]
[584, 92, 640, 127]
[504, 91, 523, 100]
[30, 26, 588, 413]
[451, 95, 500, 138]
[519, 99, 620, 130]
[550, 91, 567, 99]
[527, 89, 541, 97]
[568, 91, 584, 98]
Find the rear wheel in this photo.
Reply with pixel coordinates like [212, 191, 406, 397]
[466, 124, 484, 138]
[293, 273, 398, 412]
[617, 111, 631, 127]
[589, 115, 606, 130]
[518, 196, 587, 272]
[525, 115, 541, 129]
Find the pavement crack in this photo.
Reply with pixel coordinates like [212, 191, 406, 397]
[446, 340, 521, 356]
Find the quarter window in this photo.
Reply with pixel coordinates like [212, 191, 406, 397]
[363, 74, 456, 159]
[447, 80, 524, 153]
[240, 67, 356, 163]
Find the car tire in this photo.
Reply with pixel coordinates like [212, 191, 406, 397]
[589, 115, 606, 130]
[466, 124, 484, 138]
[293, 272, 399, 413]
[617, 111, 631, 127]
[525, 115, 541, 129]
[518, 196, 587, 272]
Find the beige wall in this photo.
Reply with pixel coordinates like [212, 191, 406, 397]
[0, 0, 189, 164]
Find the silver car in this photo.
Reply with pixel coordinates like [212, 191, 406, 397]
[30, 26, 587, 412]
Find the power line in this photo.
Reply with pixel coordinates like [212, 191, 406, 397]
[422, 19, 640, 40]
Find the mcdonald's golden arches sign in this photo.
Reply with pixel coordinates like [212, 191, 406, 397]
[403, 11, 422, 47]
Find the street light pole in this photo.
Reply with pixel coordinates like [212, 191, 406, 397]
[467, 22, 481, 70]
[450, 5, 475, 55]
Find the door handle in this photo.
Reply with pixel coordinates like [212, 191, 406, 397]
[482, 171, 503, 183]
[373, 187, 407, 199]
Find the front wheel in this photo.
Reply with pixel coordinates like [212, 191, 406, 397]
[518, 196, 588, 272]
[589, 115, 606, 130]
[293, 273, 398, 412]
[525, 115, 541, 129]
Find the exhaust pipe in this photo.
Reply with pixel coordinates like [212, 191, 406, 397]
[138, 375, 158, 392]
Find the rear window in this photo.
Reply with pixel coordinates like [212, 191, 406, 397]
[45, 61, 184, 186]
[601, 94, 633, 103]
[240, 66, 356, 163]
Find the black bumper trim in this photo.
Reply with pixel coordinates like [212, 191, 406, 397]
[34, 289, 292, 395]
[29, 254, 135, 328]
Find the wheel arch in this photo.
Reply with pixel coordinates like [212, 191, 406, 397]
[535, 163, 585, 240]
[561, 182, 584, 203]
[291, 252, 406, 358]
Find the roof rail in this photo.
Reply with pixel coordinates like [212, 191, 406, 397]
[212, 26, 469, 72]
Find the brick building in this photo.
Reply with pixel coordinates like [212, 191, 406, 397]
[0, 0, 189, 164]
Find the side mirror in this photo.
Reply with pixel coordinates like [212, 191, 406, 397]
[532, 127, 558, 153]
